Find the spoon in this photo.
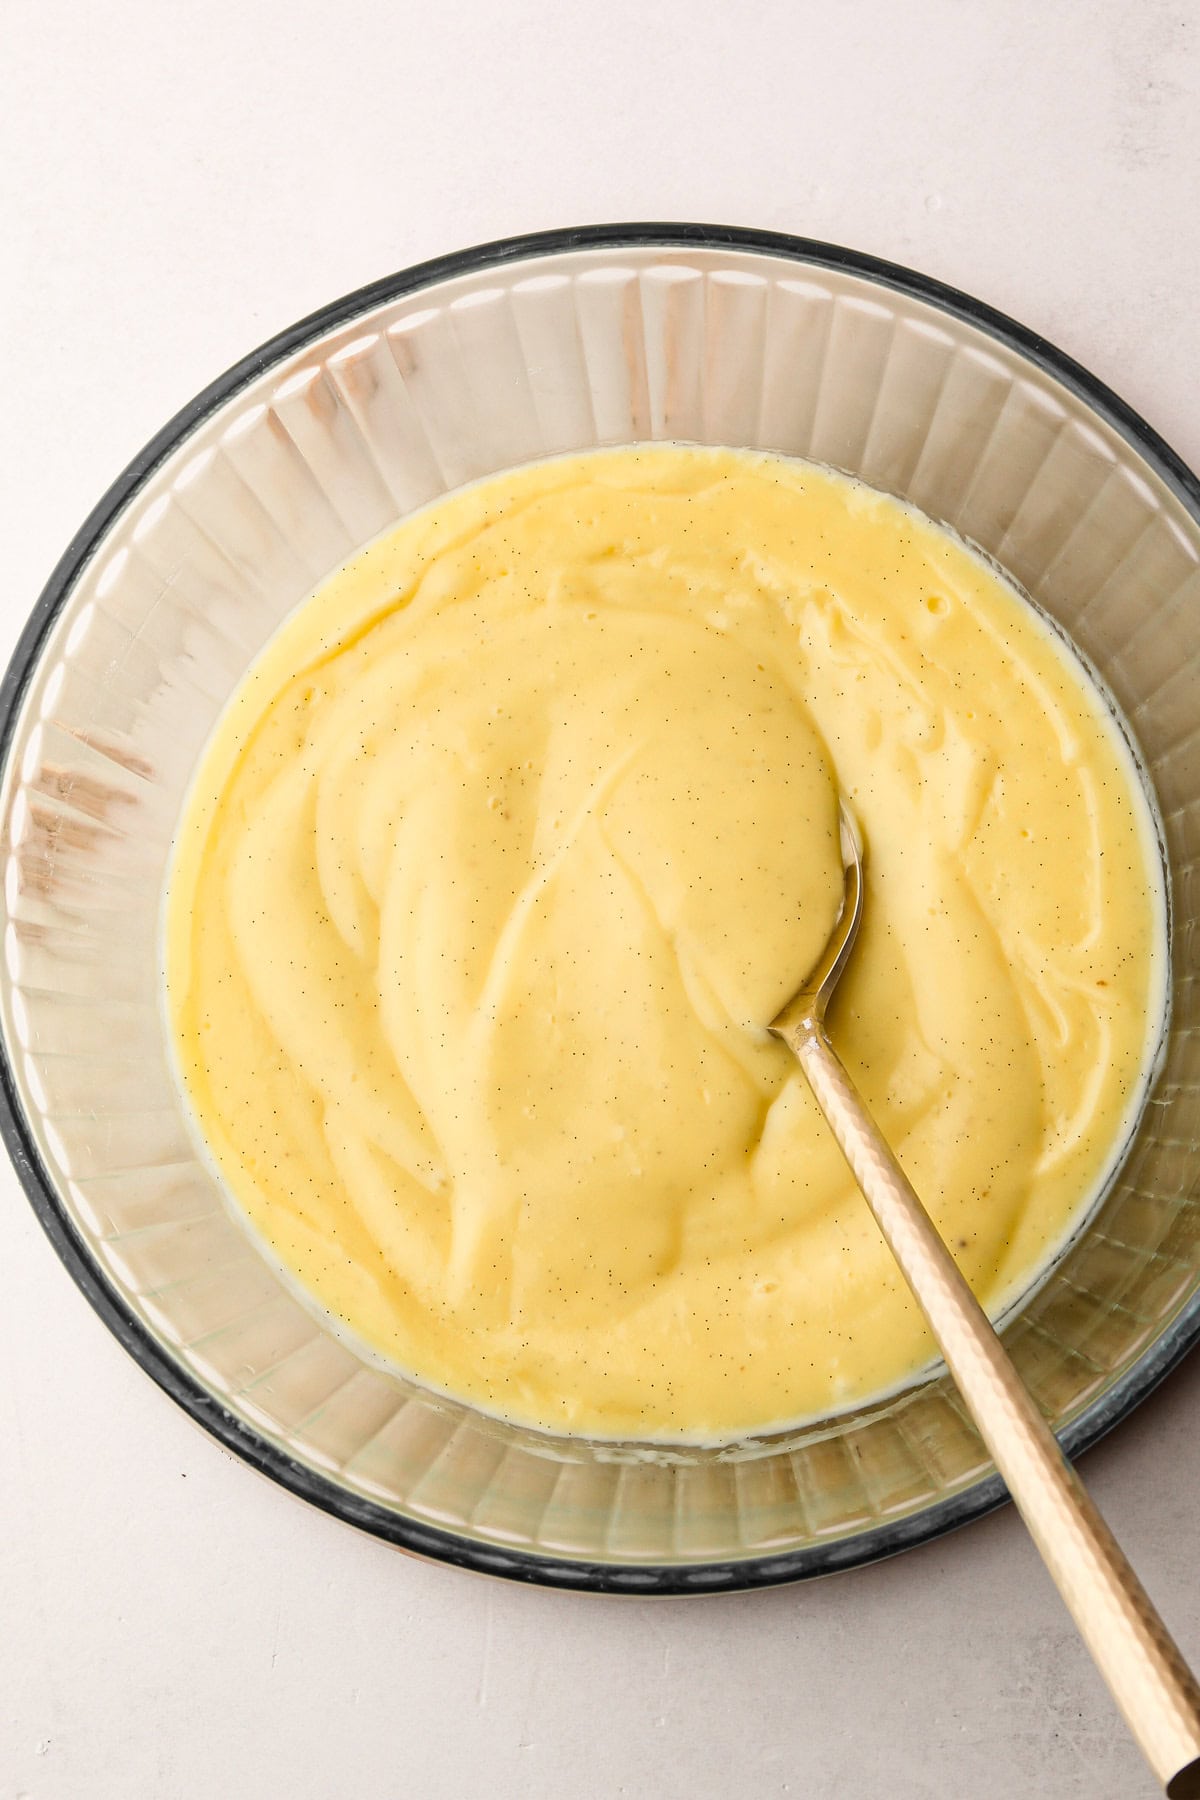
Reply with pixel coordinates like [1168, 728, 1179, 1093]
[770, 803, 1200, 1799]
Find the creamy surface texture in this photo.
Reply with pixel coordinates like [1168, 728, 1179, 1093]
[165, 447, 1166, 1440]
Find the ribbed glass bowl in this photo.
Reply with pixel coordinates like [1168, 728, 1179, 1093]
[3, 225, 1199, 1593]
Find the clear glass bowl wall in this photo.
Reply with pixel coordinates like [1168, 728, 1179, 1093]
[3, 234, 1198, 1590]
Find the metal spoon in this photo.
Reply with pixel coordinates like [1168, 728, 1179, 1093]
[770, 803, 1200, 1799]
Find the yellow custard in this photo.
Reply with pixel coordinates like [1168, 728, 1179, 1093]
[165, 446, 1166, 1441]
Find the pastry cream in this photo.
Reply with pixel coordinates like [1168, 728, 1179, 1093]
[164, 446, 1166, 1441]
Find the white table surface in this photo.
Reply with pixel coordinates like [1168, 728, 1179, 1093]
[3, 4, 1200, 1796]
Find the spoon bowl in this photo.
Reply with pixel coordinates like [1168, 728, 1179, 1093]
[771, 800, 864, 1039]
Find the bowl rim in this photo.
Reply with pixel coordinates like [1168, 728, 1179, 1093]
[3, 220, 1199, 1594]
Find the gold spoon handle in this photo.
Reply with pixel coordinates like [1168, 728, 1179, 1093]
[790, 1020, 1200, 1800]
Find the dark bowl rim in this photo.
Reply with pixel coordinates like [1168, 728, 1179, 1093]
[2, 220, 1198, 1596]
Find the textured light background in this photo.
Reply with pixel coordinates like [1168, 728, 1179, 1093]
[2, 3, 1199, 1796]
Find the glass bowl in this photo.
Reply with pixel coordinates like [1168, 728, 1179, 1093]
[2, 225, 1198, 1594]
